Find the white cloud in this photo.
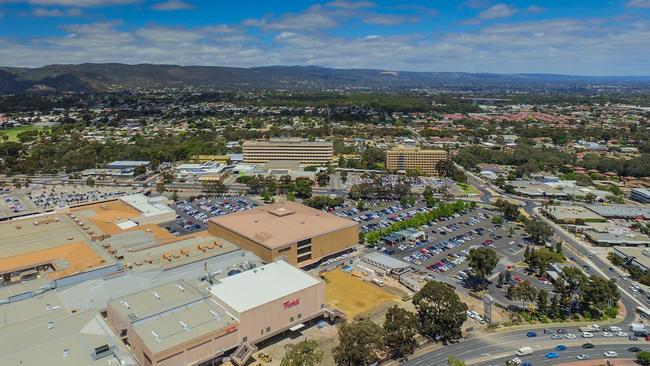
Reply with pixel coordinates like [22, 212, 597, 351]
[245, 5, 339, 31]
[33, 7, 81, 16]
[362, 14, 418, 25]
[152, 0, 193, 11]
[479, 4, 517, 19]
[12, 0, 138, 6]
[626, 0, 650, 8]
[325, 0, 374, 9]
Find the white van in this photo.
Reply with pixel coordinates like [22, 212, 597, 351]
[516, 346, 534, 356]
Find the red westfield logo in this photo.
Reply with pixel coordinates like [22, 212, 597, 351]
[283, 299, 300, 309]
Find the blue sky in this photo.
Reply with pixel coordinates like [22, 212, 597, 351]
[1, 0, 649, 75]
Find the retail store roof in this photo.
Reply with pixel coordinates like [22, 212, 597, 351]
[209, 201, 357, 249]
[210, 260, 320, 313]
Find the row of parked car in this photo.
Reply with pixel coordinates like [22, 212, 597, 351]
[3, 196, 25, 213]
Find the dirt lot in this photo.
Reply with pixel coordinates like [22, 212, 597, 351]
[322, 269, 402, 320]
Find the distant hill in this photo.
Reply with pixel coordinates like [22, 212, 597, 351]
[1, 63, 650, 93]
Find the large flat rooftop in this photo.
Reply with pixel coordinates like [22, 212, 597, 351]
[210, 260, 321, 313]
[209, 201, 358, 249]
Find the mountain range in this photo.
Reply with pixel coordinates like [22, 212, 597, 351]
[1, 63, 650, 93]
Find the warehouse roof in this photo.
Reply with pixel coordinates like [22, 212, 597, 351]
[210, 260, 320, 313]
[0, 309, 136, 366]
[209, 201, 357, 249]
[585, 204, 650, 218]
[584, 231, 650, 246]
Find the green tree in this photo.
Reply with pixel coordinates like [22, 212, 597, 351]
[510, 280, 537, 308]
[495, 199, 520, 221]
[536, 288, 549, 315]
[356, 200, 365, 211]
[413, 281, 468, 342]
[333, 319, 385, 366]
[281, 340, 323, 366]
[156, 182, 165, 193]
[580, 276, 619, 311]
[526, 247, 564, 274]
[383, 306, 418, 359]
[467, 247, 498, 288]
[637, 351, 650, 366]
[294, 178, 313, 198]
[525, 219, 552, 244]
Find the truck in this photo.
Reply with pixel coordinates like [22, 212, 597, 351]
[516, 346, 534, 356]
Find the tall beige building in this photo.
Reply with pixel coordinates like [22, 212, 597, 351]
[243, 139, 333, 165]
[385, 147, 448, 176]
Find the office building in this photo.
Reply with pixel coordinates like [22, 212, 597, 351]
[243, 139, 333, 166]
[385, 147, 448, 176]
[208, 201, 358, 267]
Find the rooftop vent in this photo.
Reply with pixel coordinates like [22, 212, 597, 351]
[121, 301, 130, 309]
[268, 207, 295, 217]
[176, 284, 185, 292]
[152, 292, 160, 300]
[152, 331, 161, 342]
[48, 320, 54, 330]
[62, 349, 70, 358]
[179, 320, 190, 331]
[254, 231, 273, 242]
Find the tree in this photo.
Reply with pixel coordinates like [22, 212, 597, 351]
[510, 280, 537, 308]
[316, 171, 330, 187]
[467, 247, 498, 288]
[281, 340, 323, 366]
[333, 319, 385, 366]
[436, 159, 457, 179]
[637, 351, 650, 366]
[554, 241, 563, 254]
[526, 247, 564, 274]
[491, 216, 504, 225]
[356, 200, 365, 211]
[413, 281, 468, 342]
[580, 276, 619, 311]
[171, 190, 178, 201]
[156, 182, 165, 193]
[383, 306, 418, 359]
[86, 177, 95, 187]
[495, 199, 519, 221]
[525, 219, 552, 244]
[294, 178, 313, 198]
[536, 288, 549, 315]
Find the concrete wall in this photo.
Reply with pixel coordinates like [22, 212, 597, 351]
[235, 280, 326, 344]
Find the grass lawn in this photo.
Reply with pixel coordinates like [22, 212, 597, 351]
[458, 182, 480, 195]
[0, 125, 44, 142]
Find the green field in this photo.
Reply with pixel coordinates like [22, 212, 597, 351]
[458, 182, 480, 195]
[1, 125, 44, 142]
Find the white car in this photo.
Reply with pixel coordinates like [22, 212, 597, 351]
[602, 331, 614, 337]
[609, 326, 622, 332]
[576, 354, 590, 360]
[604, 351, 618, 357]
[582, 332, 594, 338]
[616, 331, 628, 337]
[565, 333, 577, 339]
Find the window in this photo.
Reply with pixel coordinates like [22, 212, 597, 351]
[242, 336, 247, 342]
[320, 304, 324, 309]
[297, 252, 312, 263]
[261, 329, 264, 335]
[266, 327, 270, 333]
[297, 246, 311, 255]
[290, 316, 294, 322]
[298, 314, 302, 319]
